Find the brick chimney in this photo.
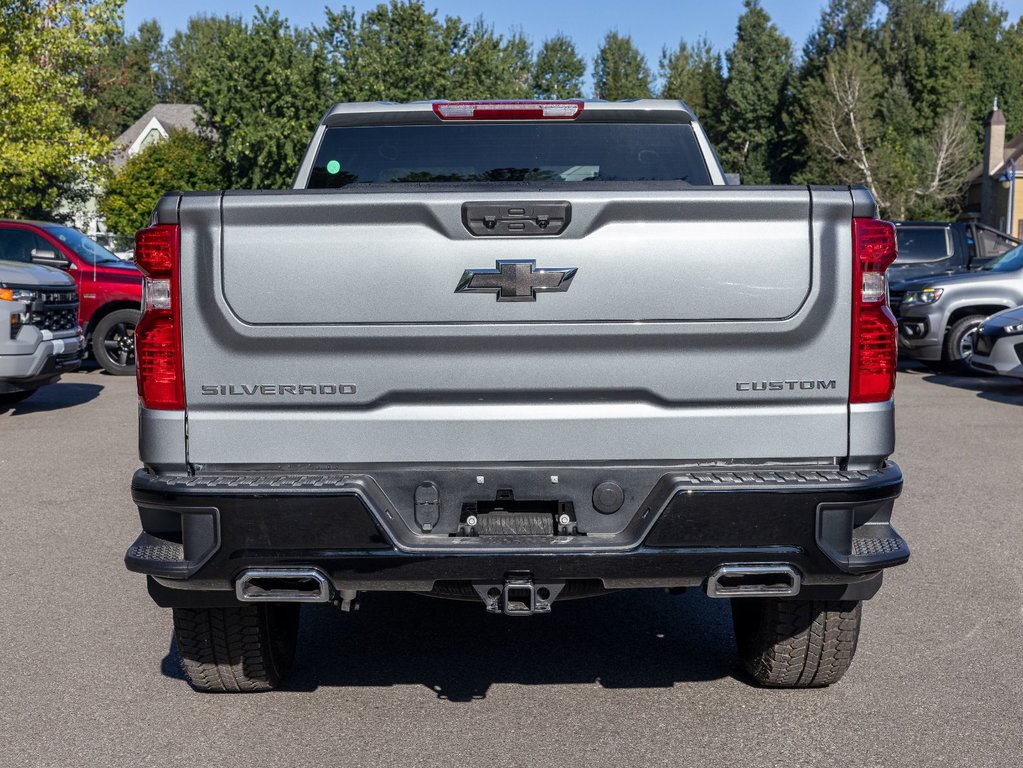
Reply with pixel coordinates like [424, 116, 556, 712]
[982, 99, 1007, 227]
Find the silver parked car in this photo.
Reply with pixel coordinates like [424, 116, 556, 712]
[892, 242, 1023, 370]
[969, 305, 1023, 379]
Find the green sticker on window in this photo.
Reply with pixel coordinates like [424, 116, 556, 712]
[326, 160, 341, 175]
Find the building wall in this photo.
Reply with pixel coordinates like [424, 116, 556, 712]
[965, 177, 1023, 236]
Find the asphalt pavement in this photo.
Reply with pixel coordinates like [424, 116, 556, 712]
[1, 364, 1021, 768]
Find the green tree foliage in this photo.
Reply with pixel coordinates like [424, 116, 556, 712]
[878, 0, 970, 133]
[592, 31, 653, 100]
[163, 15, 244, 104]
[532, 33, 585, 99]
[84, 19, 167, 138]
[658, 37, 724, 128]
[0, 0, 120, 218]
[448, 21, 532, 99]
[319, 2, 531, 102]
[18, 0, 1023, 223]
[956, 2, 1023, 144]
[99, 131, 223, 233]
[796, 0, 977, 218]
[319, 1, 461, 102]
[719, 0, 795, 183]
[184, 9, 332, 189]
[801, 0, 879, 79]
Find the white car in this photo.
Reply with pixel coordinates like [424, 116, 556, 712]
[970, 305, 1023, 379]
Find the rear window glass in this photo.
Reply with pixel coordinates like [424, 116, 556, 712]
[307, 123, 712, 188]
[895, 227, 951, 263]
[977, 227, 1020, 261]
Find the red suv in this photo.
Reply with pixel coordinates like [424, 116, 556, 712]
[0, 221, 142, 375]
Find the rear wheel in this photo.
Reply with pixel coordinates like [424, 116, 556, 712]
[91, 308, 139, 375]
[172, 604, 300, 692]
[943, 314, 987, 373]
[731, 598, 861, 688]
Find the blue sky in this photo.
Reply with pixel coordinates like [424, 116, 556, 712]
[125, 0, 1023, 83]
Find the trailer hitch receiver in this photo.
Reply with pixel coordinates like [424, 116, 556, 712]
[472, 574, 565, 616]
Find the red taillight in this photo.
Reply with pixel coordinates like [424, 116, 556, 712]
[135, 224, 178, 276]
[432, 101, 583, 120]
[851, 218, 898, 403]
[134, 224, 183, 410]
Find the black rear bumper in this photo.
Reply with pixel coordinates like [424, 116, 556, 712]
[126, 463, 907, 606]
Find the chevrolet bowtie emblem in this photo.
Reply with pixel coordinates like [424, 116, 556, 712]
[455, 259, 577, 302]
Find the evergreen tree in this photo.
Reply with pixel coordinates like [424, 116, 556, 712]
[956, 1, 1023, 144]
[878, 0, 970, 133]
[658, 38, 724, 125]
[720, 0, 794, 183]
[532, 34, 585, 99]
[592, 31, 653, 100]
[801, 0, 879, 80]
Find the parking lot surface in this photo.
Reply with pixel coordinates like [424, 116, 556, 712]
[1, 365, 1021, 768]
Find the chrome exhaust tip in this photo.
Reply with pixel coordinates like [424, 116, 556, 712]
[235, 568, 332, 603]
[706, 564, 801, 599]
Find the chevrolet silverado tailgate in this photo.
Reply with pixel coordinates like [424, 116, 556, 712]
[175, 186, 860, 465]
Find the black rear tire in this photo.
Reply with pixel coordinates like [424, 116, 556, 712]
[943, 314, 987, 374]
[172, 604, 300, 692]
[731, 598, 861, 688]
[91, 308, 139, 375]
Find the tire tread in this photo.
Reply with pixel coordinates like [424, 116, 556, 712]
[732, 599, 861, 688]
[172, 605, 297, 693]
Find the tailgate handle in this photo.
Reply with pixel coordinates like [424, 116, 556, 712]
[462, 201, 571, 237]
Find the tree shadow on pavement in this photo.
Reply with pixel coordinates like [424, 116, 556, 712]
[276, 589, 738, 700]
[0, 381, 103, 415]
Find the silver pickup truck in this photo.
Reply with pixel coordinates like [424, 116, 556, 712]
[124, 100, 908, 692]
[1, 260, 83, 403]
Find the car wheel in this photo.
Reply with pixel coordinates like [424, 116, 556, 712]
[731, 598, 861, 687]
[173, 604, 301, 693]
[943, 314, 987, 374]
[91, 308, 139, 375]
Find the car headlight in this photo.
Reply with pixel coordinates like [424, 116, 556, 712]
[902, 288, 944, 306]
[0, 287, 38, 302]
[1004, 322, 1023, 334]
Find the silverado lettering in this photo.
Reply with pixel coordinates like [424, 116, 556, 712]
[200, 384, 357, 395]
